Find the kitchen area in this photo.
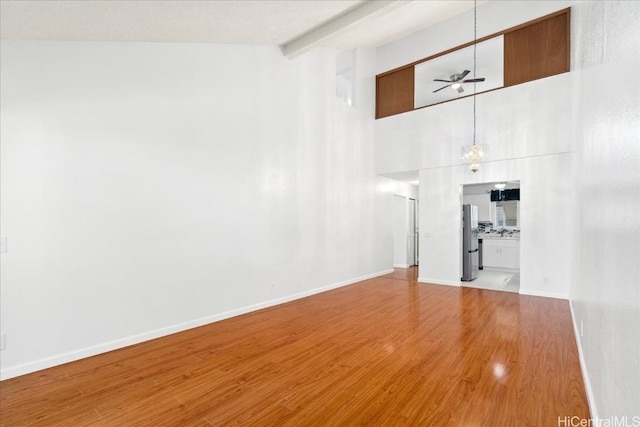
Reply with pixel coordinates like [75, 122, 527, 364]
[462, 181, 520, 293]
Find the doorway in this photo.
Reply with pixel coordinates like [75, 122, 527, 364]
[393, 195, 419, 268]
[461, 181, 520, 293]
[408, 198, 418, 266]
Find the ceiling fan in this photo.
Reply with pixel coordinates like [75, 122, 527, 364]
[432, 70, 485, 93]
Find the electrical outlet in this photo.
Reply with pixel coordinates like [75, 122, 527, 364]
[0, 334, 6, 351]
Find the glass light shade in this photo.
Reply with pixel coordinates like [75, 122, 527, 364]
[462, 143, 487, 173]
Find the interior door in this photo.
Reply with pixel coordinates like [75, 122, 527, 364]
[408, 198, 417, 266]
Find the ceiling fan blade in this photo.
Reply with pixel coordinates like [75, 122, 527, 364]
[458, 70, 471, 80]
[462, 78, 486, 83]
[457, 86, 464, 94]
[433, 85, 451, 93]
[434, 79, 453, 83]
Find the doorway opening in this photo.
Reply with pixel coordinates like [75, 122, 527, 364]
[393, 194, 419, 268]
[461, 181, 520, 293]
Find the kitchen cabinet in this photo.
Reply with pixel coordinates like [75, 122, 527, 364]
[483, 239, 519, 269]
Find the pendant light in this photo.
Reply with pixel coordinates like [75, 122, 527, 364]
[462, 0, 486, 173]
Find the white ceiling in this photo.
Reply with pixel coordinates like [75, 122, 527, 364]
[0, 0, 477, 52]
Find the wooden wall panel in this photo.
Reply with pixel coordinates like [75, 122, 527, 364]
[504, 11, 570, 87]
[376, 67, 414, 119]
[375, 8, 570, 119]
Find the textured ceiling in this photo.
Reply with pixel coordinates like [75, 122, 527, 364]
[0, 0, 477, 50]
[0, 0, 359, 45]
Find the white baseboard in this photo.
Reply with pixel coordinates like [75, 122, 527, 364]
[393, 264, 410, 269]
[417, 277, 461, 287]
[569, 300, 598, 419]
[519, 288, 568, 300]
[0, 268, 394, 381]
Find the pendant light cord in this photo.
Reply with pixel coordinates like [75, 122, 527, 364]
[473, 0, 477, 147]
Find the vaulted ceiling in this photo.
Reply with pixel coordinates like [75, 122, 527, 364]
[0, 0, 479, 56]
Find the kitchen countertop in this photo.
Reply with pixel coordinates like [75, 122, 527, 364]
[478, 233, 520, 240]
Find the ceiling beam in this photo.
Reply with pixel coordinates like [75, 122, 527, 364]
[281, 0, 397, 58]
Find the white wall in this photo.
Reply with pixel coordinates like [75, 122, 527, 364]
[418, 154, 572, 295]
[570, 1, 640, 419]
[376, 0, 573, 74]
[391, 180, 418, 199]
[392, 195, 409, 268]
[376, 57, 574, 297]
[376, 0, 640, 418]
[390, 181, 418, 268]
[375, 73, 572, 174]
[462, 194, 491, 222]
[0, 41, 392, 378]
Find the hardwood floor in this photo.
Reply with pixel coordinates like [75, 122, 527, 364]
[0, 268, 590, 426]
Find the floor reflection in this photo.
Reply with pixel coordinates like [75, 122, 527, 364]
[382, 266, 419, 282]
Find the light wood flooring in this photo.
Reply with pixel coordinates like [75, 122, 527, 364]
[0, 267, 590, 426]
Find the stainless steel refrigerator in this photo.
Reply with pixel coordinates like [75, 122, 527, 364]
[461, 204, 479, 281]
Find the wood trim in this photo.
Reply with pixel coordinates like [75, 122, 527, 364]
[375, 8, 571, 119]
[377, 32, 500, 79]
[412, 85, 504, 113]
[501, 7, 570, 36]
[503, 11, 570, 87]
[378, 8, 570, 77]
[375, 66, 414, 119]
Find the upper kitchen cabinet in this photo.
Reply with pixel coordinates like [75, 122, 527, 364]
[463, 182, 520, 225]
[375, 8, 570, 119]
